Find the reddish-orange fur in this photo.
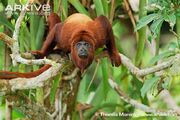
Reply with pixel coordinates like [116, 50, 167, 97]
[34, 13, 121, 70]
[0, 13, 121, 79]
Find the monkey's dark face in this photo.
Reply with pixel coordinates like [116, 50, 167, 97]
[75, 41, 92, 59]
[71, 40, 94, 72]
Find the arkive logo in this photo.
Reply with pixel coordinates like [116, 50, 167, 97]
[5, 4, 50, 15]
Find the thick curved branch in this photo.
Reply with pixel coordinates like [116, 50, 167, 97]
[0, 64, 61, 95]
[120, 53, 180, 78]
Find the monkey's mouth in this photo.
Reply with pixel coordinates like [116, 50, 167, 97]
[78, 53, 88, 58]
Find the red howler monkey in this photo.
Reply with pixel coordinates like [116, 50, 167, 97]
[0, 13, 121, 79]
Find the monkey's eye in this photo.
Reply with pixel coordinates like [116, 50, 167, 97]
[76, 43, 82, 48]
[85, 42, 91, 48]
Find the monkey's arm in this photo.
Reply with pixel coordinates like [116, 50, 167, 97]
[95, 16, 121, 67]
[32, 23, 63, 58]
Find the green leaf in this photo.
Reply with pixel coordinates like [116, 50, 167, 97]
[162, 76, 171, 89]
[68, 0, 89, 16]
[60, 0, 68, 21]
[141, 76, 160, 98]
[150, 17, 164, 38]
[0, 12, 14, 31]
[1, 0, 8, 7]
[168, 42, 178, 49]
[101, 0, 109, 17]
[93, 0, 104, 16]
[50, 74, 62, 104]
[54, 0, 59, 13]
[147, 34, 153, 43]
[35, 17, 45, 49]
[90, 81, 106, 106]
[149, 51, 175, 65]
[135, 13, 159, 31]
[164, 13, 176, 29]
[101, 58, 110, 99]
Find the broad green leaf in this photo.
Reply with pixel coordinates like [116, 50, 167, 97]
[93, 0, 104, 16]
[164, 13, 176, 29]
[68, 0, 89, 16]
[77, 75, 89, 103]
[50, 74, 62, 104]
[112, 21, 125, 53]
[102, 0, 109, 17]
[60, 0, 68, 21]
[149, 51, 175, 65]
[30, 15, 40, 50]
[150, 17, 163, 38]
[90, 81, 106, 106]
[141, 76, 160, 98]
[30, 15, 45, 50]
[35, 17, 45, 49]
[135, 13, 159, 31]
[112, 21, 124, 40]
[54, 0, 59, 13]
[0, 12, 14, 31]
[101, 58, 110, 99]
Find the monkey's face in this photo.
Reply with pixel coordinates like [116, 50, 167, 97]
[75, 41, 92, 59]
[71, 40, 94, 72]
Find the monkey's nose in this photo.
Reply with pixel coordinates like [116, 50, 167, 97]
[78, 49, 88, 58]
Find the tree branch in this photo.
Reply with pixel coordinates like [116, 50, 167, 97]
[0, 64, 61, 95]
[120, 53, 180, 78]
[108, 79, 180, 115]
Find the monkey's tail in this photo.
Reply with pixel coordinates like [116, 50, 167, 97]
[0, 65, 51, 79]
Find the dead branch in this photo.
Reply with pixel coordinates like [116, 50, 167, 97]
[120, 53, 180, 79]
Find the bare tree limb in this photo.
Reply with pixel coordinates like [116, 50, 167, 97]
[62, 68, 79, 80]
[160, 90, 180, 113]
[0, 64, 61, 95]
[120, 53, 180, 78]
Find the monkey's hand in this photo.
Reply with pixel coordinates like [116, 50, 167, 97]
[31, 50, 45, 59]
[110, 52, 121, 67]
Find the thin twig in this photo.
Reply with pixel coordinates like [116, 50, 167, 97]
[62, 68, 79, 80]
[123, 0, 136, 29]
[87, 59, 100, 91]
[160, 90, 180, 113]
[109, 0, 115, 24]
